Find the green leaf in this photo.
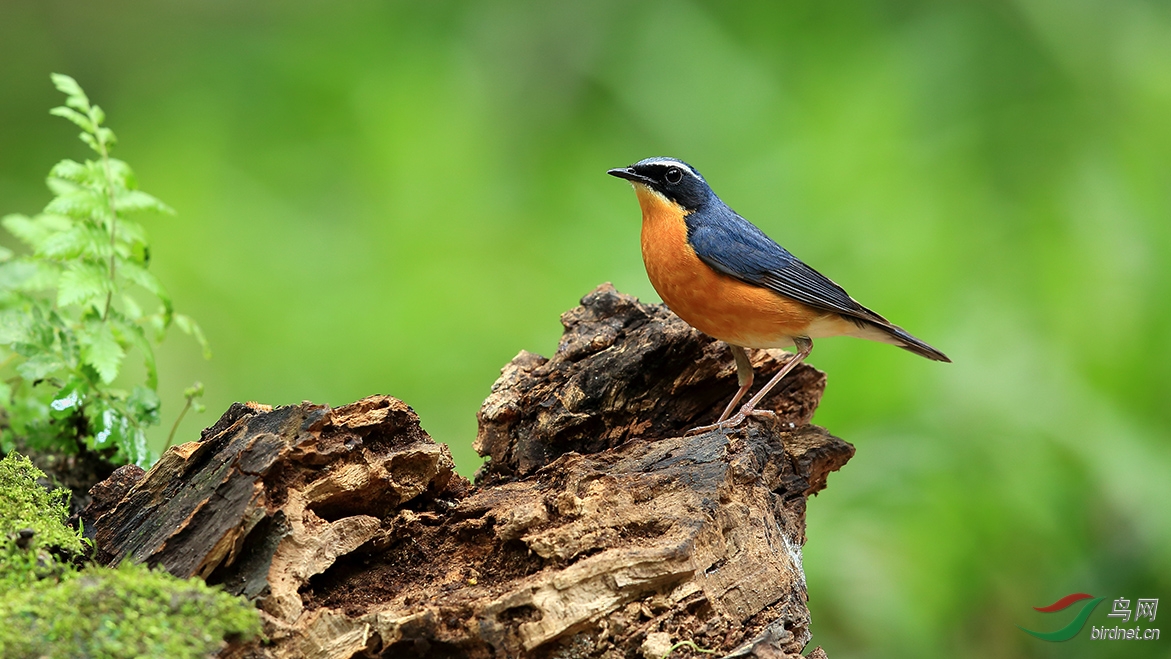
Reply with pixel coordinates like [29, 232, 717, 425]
[96, 126, 117, 147]
[144, 313, 167, 343]
[3, 213, 74, 250]
[16, 353, 66, 381]
[84, 397, 124, 451]
[115, 190, 174, 215]
[114, 219, 149, 261]
[118, 261, 171, 318]
[174, 314, 211, 359]
[112, 316, 156, 389]
[78, 321, 124, 384]
[36, 225, 110, 261]
[48, 106, 94, 133]
[50, 73, 89, 111]
[4, 214, 49, 249]
[85, 397, 151, 467]
[46, 160, 104, 196]
[0, 310, 31, 344]
[45, 176, 81, 198]
[0, 245, 13, 262]
[44, 188, 105, 220]
[48, 159, 89, 183]
[126, 385, 160, 427]
[12, 306, 59, 354]
[57, 262, 111, 309]
[85, 399, 115, 450]
[0, 259, 60, 293]
[120, 293, 143, 320]
[49, 377, 87, 418]
[106, 158, 136, 189]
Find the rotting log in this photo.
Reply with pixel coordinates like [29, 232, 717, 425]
[82, 284, 853, 659]
[476, 284, 826, 482]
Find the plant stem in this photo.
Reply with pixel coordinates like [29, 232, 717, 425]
[95, 115, 118, 321]
[164, 396, 193, 450]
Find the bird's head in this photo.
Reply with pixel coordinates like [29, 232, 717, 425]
[607, 157, 713, 212]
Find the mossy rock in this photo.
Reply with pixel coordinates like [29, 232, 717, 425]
[0, 561, 261, 659]
[0, 453, 261, 658]
[0, 452, 83, 587]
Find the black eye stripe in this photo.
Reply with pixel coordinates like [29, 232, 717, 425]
[665, 167, 682, 184]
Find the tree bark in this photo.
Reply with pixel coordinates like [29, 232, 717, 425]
[82, 284, 853, 659]
[476, 284, 827, 482]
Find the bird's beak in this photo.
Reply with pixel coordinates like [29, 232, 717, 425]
[607, 167, 652, 185]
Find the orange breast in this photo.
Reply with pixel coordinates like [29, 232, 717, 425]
[634, 184, 833, 349]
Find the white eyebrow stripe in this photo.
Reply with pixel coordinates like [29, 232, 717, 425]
[640, 160, 697, 178]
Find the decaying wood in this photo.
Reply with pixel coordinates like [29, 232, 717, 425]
[476, 284, 826, 481]
[82, 284, 854, 659]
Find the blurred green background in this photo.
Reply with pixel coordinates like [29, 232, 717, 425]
[2, 1, 1168, 657]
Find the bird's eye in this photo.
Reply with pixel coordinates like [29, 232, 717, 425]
[664, 167, 682, 184]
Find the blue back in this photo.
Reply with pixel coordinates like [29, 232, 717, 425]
[684, 200, 886, 325]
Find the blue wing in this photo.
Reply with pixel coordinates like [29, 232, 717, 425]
[684, 203, 950, 362]
[684, 204, 888, 326]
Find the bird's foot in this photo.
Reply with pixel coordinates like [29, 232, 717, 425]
[684, 417, 739, 437]
[684, 408, 778, 437]
[735, 402, 780, 422]
[742, 408, 777, 422]
[683, 422, 722, 437]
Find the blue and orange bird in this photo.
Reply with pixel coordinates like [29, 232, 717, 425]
[608, 157, 950, 430]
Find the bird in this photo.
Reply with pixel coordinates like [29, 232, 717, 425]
[608, 157, 949, 430]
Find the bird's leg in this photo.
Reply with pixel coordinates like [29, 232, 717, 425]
[717, 345, 754, 423]
[685, 344, 756, 437]
[722, 336, 813, 427]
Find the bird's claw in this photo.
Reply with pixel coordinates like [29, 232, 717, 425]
[683, 422, 721, 437]
[741, 408, 777, 422]
[684, 418, 739, 437]
[683, 407, 777, 437]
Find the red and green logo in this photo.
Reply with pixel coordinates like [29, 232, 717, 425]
[1019, 593, 1105, 641]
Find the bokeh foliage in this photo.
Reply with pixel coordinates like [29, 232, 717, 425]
[0, 2, 1167, 657]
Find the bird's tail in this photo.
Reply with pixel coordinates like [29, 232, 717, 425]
[850, 317, 951, 362]
[884, 324, 950, 362]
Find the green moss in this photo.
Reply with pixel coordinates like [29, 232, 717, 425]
[0, 453, 262, 657]
[0, 452, 82, 551]
[0, 452, 84, 587]
[0, 561, 262, 659]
